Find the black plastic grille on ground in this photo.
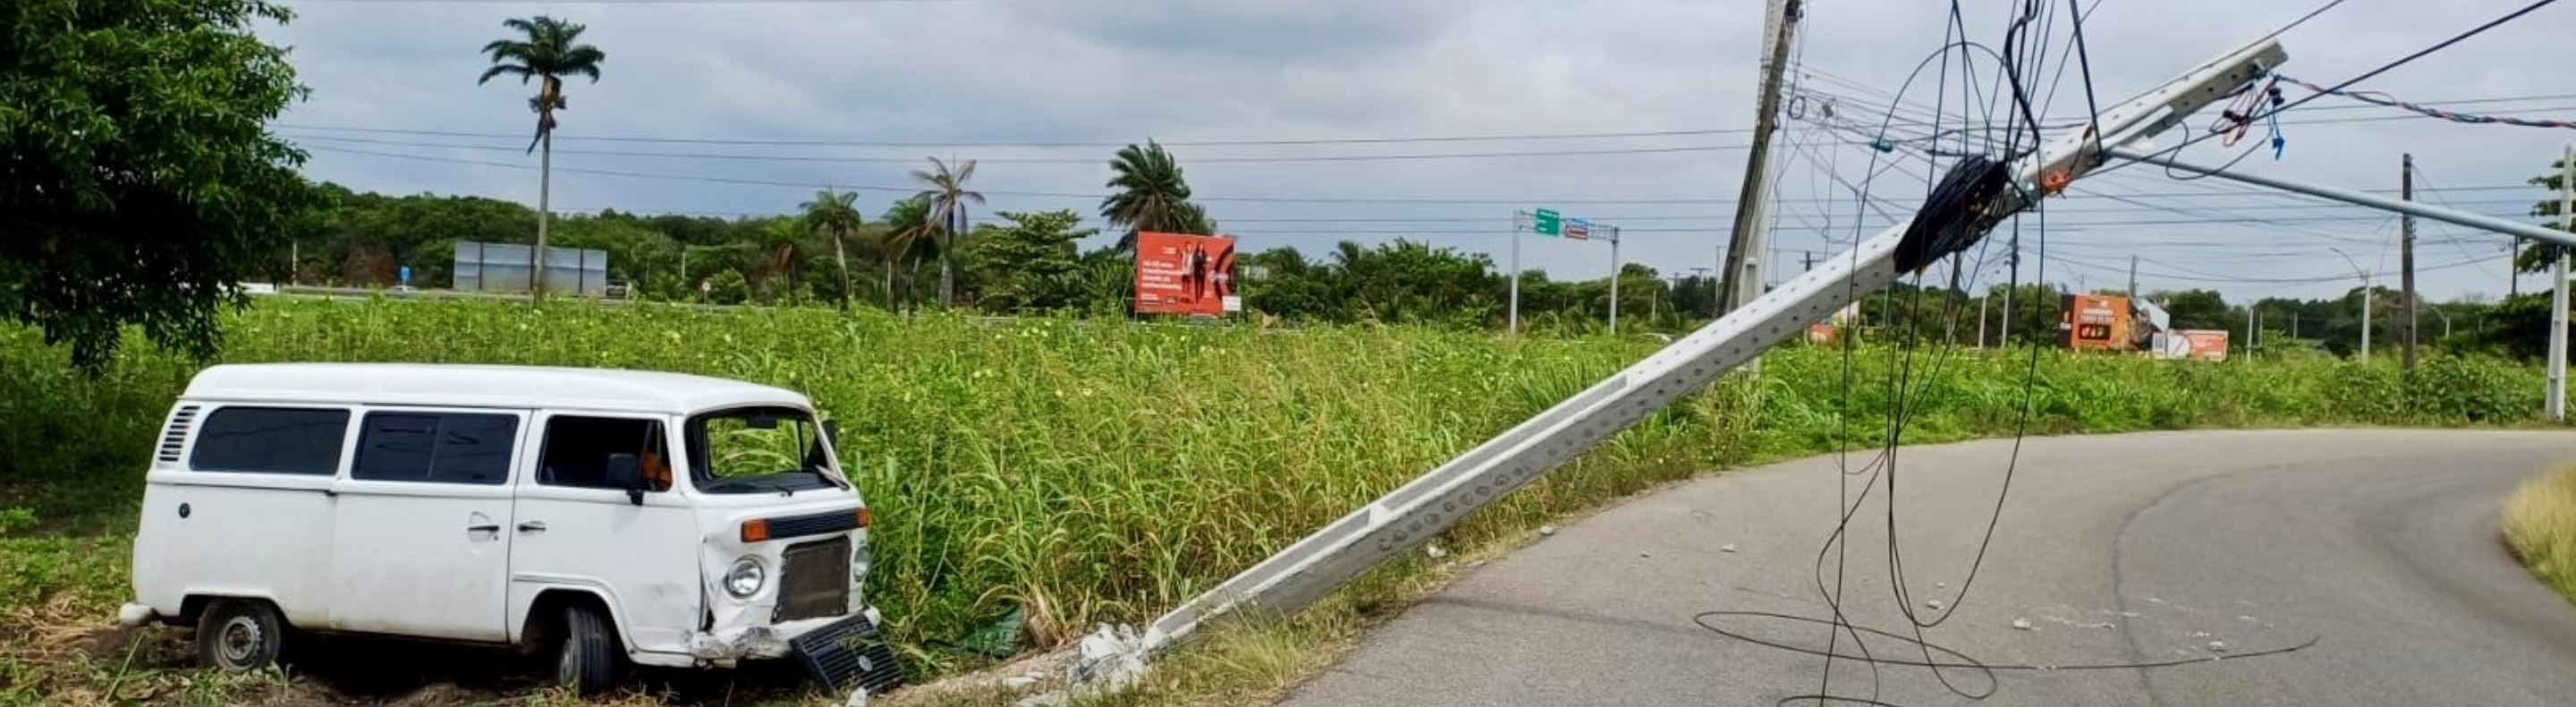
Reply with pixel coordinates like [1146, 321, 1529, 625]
[777, 537, 851, 623]
[789, 614, 905, 696]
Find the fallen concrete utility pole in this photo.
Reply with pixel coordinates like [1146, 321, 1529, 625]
[1115, 35, 2296, 666]
[1027, 38, 2300, 692]
[2107, 149, 2576, 250]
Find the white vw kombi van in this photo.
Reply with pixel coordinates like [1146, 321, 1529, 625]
[118, 363, 902, 696]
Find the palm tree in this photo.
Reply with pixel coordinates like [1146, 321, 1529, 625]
[911, 158, 984, 307]
[881, 196, 936, 309]
[762, 217, 806, 298]
[801, 189, 863, 308]
[479, 16, 605, 302]
[1101, 141, 1213, 252]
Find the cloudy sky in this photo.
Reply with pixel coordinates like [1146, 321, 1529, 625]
[262, 0, 2576, 306]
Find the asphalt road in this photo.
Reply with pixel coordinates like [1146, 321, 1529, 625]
[1276, 430, 2576, 707]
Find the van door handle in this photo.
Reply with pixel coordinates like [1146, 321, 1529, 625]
[518, 521, 547, 533]
[466, 524, 501, 533]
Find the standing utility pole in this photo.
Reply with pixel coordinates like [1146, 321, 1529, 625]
[2001, 243, 2017, 346]
[2402, 154, 2419, 373]
[532, 129, 554, 302]
[2331, 246, 2371, 363]
[2550, 144, 2572, 422]
[1714, 0, 1801, 316]
[1977, 294, 1990, 349]
[1606, 226, 1623, 335]
[1509, 212, 1524, 336]
[2127, 254, 2139, 298]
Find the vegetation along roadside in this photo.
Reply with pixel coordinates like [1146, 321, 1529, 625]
[1, 297, 2555, 706]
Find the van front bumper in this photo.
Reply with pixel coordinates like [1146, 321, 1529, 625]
[683, 606, 884, 661]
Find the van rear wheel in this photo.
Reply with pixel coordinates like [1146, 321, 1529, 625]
[197, 599, 285, 673]
[555, 604, 620, 695]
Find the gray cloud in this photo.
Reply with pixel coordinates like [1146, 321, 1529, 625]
[265, 0, 2576, 303]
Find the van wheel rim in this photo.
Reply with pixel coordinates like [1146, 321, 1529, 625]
[219, 617, 263, 665]
[557, 641, 579, 685]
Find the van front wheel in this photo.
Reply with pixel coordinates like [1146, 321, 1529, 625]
[197, 599, 285, 673]
[555, 605, 620, 695]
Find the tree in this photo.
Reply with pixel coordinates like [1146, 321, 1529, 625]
[1101, 141, 1215, 252]
[2148, 288, 2233, 331]
[911, 158, 984, 307]
[968, 210, 1096, 312]
[759, 217, 807, 297]
[880, 196, 936, 309]
[704, 268, 750, 305]
[479, 15, 605, 302]
[801, 189, 863, 308]
[4, 0, 318, 372]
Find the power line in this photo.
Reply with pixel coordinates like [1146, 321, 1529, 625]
[2106, 0, 2568, 176]
[276, 123, 1770, 149]
[281, 132, 1768, 164]
[309, 143, 2551, 206]
[276, 89, 2576, 150]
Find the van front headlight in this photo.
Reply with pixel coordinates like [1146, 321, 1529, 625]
[851, 541, 870, 584]
[725, 557, 766, 599]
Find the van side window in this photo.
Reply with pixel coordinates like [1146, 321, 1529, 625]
[353, 413, 519, 485]
[190, 407, 350, 475]
[538, 416, 673, 491]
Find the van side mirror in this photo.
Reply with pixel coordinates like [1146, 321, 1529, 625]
[606, 454, 646, 506]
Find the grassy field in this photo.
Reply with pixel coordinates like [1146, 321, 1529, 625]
[2504, 463, 2576, 609]
[0, 297, 2552, 706]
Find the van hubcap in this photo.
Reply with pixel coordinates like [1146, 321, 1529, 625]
[557, 640, 580, 685]
[219, 617, 263, 665]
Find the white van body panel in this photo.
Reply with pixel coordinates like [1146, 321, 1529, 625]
[178, 363, 809, 415]
[134, 471, 340, 627]
[328, 476, 521, 641]
[508, 410, 705, 657]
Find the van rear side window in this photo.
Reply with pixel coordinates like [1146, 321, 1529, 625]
[354, 413, 519, 485]
[190, 407, 351, 475]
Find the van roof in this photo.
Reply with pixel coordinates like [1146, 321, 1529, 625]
[182, 363, 812, 414]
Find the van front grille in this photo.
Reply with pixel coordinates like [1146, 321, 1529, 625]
[777, 537, 851, 623]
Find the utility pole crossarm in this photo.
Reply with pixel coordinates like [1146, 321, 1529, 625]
[1129, 33, 2292, 662]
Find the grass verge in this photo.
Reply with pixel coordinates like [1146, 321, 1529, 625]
[2504, 462, 2576, 607]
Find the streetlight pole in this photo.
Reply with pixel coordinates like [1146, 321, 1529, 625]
[2420, 301, 2453, 340]
[2331, 247, 2372, 363]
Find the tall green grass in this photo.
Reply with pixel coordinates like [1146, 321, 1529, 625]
[0, 298, 2550, 683]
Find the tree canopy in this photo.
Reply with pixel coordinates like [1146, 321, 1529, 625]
[479, 15, 605, 149]
[1102, 141, 1215, 252]
[3, 0, 318, 371]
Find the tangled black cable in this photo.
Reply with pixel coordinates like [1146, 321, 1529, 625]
[1698, 5, 2324, 706]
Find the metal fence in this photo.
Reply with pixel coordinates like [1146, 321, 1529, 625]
[453, 242, 610, 297]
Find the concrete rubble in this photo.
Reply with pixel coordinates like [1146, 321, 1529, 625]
[1014, 624, 1154, 707]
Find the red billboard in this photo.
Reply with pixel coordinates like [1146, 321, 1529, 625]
[1135, 232, 1239, 316]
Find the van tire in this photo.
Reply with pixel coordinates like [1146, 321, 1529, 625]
[197, 599, 285, 674]
[555, 604, 619, 695]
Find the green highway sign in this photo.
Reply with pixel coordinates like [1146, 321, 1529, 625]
[1533, 209, 1560, 236]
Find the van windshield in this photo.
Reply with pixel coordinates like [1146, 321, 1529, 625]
[686, 406, 844, 495]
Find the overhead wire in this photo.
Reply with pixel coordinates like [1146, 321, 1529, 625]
[1699, 5, 2324, 705]
[2100, 0, 2567, 178]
